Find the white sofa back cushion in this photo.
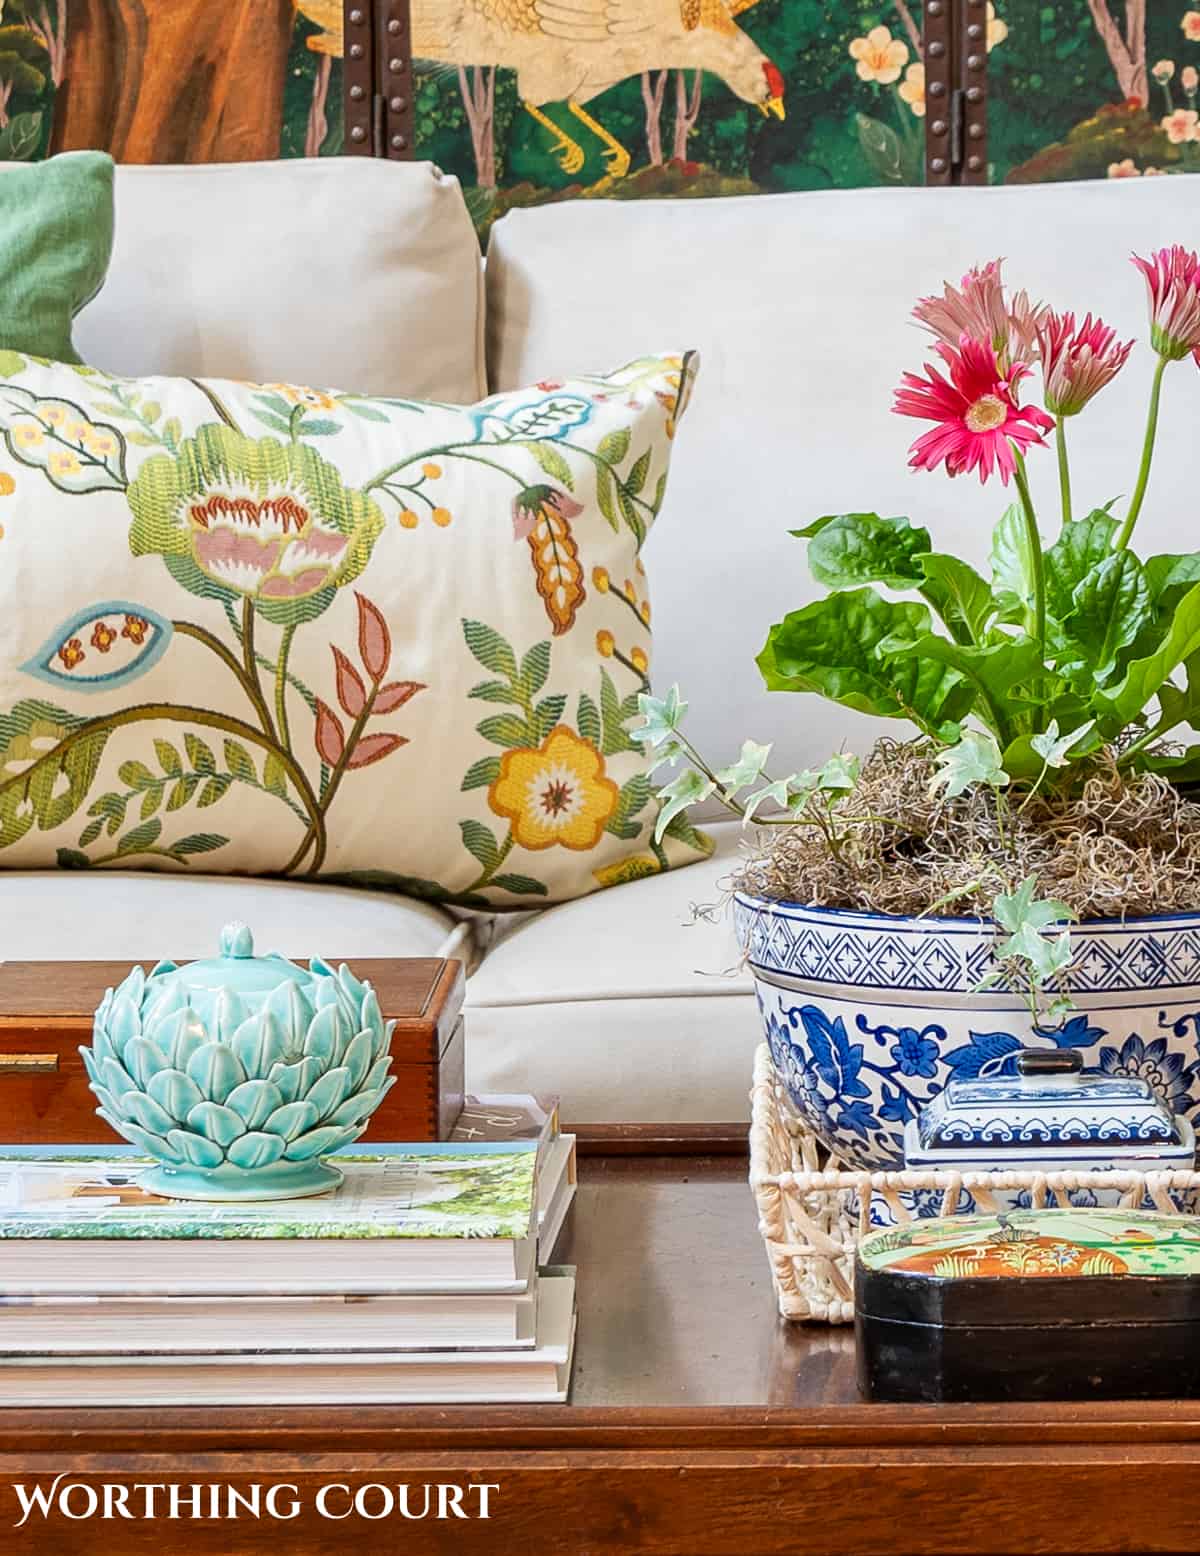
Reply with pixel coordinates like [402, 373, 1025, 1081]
[77, 160, 485, 403]
[486, 180, 1200, 778]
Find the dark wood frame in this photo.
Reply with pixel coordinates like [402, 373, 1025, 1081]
[343, 1, 988, 185]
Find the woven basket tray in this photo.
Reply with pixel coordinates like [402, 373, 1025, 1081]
[748, 1042, 1200, 1324]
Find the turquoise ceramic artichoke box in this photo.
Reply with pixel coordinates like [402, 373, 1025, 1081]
[81, 923, 397, 1201]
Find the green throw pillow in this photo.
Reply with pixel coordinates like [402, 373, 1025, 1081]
[0, 152, 114, 365]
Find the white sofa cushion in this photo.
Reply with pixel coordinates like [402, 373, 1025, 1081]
[464, 820, 756, 1121]
[0, 871, 460, 961]
[486, 179, 1200, 781]
[76, 160, 485, 403]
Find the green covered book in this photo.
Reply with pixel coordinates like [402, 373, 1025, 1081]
[0, 1145, 537, 1296]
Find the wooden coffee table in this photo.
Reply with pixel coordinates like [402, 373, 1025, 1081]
[1, 1139, 1199, 1553]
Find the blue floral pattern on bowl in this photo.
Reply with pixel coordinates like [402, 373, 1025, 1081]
[740, 891, 1200, 1173]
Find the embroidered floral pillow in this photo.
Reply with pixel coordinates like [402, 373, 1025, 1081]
[0, 352, 708, 905]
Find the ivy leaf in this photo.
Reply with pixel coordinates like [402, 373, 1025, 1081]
[743, 776, 795, 823]
[817, 753, 861, 792]
[653, 768, 715, 844]
[992, 875, 1075, 988]
[930, 730, 1008, 799]
[994, 874, 1073, 936]
[459, 819, 500, 871]
[633, 686, 687, 749]
[715, 739, 772, 794]
[1030, 718, 1097, 769]
[806, 513, 931, 591]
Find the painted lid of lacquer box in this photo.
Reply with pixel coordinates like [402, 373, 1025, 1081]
[856, 1209, 1200, 1328]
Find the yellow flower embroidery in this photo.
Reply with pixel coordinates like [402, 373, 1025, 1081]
[12, 423, 44, 449]
[0, 473, 14, 496]
[39, 404, 67, 427]
[489, 726, 618, 852]
[849, 25, 908, 84]
[262, 383, 337, 410]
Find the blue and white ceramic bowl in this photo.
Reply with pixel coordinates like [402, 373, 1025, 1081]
[736, 891, 1200, 1174]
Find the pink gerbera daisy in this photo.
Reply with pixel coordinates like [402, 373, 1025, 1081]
[1131, 245, 1200, 359]
[893, 336, 1053, 484]
[913, 259, 1044, 371]
[1035, 309, 1133, 416]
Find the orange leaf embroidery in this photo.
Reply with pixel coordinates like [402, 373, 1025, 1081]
[346, 732, 408, 769]
[527, 500, 585, 636]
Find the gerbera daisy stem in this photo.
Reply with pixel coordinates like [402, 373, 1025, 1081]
[1054, 414, 1073, 528]
[1114, 354, 1168, 552]
[1012, 450, 1046, 663]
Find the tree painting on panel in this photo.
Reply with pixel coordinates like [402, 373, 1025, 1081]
[7, 0, 344, 163]
[412, 1, 963, 235]
[995, 2, 1200, 184]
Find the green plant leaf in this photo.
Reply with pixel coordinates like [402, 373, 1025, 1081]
[882, 632, 1051, 733]
[633, 686, 686, 748]
[1145, 553, 1200, 602]
[1043, 511, 1119, 624]
[818, 753, 861, 792]
[789, 514, 853, 540]
[459, 819, 500, 870]
[140, 787, 162, 820]
[990, 503, 1037, 623]
[78, 818, 103, 849]
[166, 775, 199, 812]
[918, 554, 995, 644]
[1058, 552, 1151, 683]
[197, 774, 232, 807]
[1093, 579, 1200, 726]
[806, 513, 931, 591]
[757, 590, 968, 740]
[462, 619, 517, 680]
[1030, 718, 1098, 769]
[461, 756, 502, 792]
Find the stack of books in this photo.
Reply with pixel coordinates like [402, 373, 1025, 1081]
[0, 1094, 576, 1405]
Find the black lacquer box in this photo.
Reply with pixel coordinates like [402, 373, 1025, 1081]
[856, 1208, 1200, 1403]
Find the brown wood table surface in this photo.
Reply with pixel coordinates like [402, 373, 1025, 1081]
[0, 1147, 1196, 1553]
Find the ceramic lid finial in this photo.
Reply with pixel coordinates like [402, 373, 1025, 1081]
[219, 921, 255, 959]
